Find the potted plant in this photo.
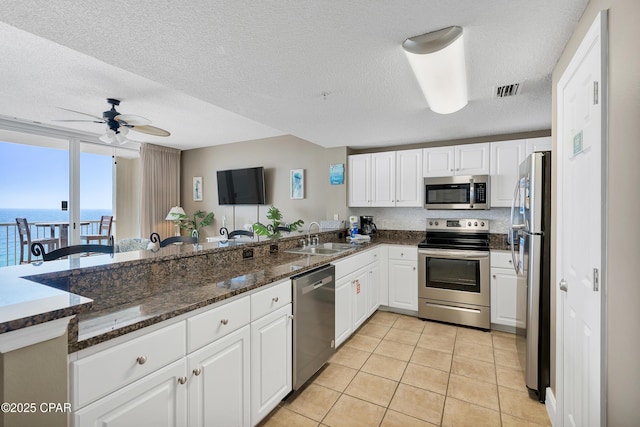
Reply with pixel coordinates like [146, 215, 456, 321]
[175, 210, 215, 241]
[253, 205, 304, 240]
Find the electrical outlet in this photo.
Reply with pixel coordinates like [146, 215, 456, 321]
[242, 248, 254, 259]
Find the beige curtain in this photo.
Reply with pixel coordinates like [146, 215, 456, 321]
[140, 143, 181, 238]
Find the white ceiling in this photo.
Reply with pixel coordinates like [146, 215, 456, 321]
[0, 1, 588, 151]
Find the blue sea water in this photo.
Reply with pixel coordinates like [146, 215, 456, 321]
[0, 208, 112, 266]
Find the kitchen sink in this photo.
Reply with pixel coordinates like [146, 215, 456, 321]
[284, 242, 358, 256]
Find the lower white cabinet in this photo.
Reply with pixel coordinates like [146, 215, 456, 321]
[74, 360, 188, 427]
[71, 279, 294, 427]
[187, 325, 250, 427]
[490, 251, 526, 329]
[333, 248, 380, 347]
[250, 304, 292, 425]
[387, 246, 418, 311]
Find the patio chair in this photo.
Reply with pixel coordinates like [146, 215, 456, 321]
[149, 232, 197, 247]
[31, 236, 114, 261]
[16, 217, 59, 264]
[81, 215, 113, 244]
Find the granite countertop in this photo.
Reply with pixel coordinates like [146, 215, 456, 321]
[0, 229, 509, 352]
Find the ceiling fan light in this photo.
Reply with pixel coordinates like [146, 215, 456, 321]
[99, 133, 114, 144]
[402, 26, 468, 114]
[118, 126, 129, 136]
[115, 133, 128, 144]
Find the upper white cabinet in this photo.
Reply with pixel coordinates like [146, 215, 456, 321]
[348, 154, 371, 207]
[490, 137, 552, 207]
[423, 143, 490, 177]
[526, 136, 552, 154]
[490, 140, 527, 207]
[348, 149, 422, 207]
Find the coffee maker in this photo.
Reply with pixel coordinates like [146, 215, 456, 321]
[359, 216, 377, 235]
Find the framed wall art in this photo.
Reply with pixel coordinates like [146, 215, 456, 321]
[193, 176, 203, 201]
[290, 169, 304, 199]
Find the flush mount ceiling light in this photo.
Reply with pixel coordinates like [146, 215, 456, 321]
[402, 26, 468, 114]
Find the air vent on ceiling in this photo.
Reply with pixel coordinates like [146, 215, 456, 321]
[495, 83, 521, 98]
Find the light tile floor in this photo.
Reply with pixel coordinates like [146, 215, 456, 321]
[260, 311, 551, 427]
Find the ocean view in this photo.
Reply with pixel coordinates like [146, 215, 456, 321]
[0, 208, 112, 266]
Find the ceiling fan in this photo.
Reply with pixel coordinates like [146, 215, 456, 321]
[54, 98, 171, 144]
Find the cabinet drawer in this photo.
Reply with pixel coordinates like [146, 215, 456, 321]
[491, 250, 515, 270]
[72, 322, 186, 409]
[187, 297, 251, 353]
[333, 248, 379, 279]
[387, 245, 417, 261]
[251, 279, 292, 321]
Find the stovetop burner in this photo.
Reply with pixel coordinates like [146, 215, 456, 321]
[418, 218, 490, 251]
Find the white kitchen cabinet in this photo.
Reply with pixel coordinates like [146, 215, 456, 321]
[334, 275, 354, 348]
[526, 136, 552, 154]
[423, 143, 490, 177]
[348, 150, 422, 207]
[187, 325, 250, 427]
[74, 360, 188, 427]
[387, 246, 418, 311]
[490, 251, 526, 329]
[348, 154, 371, 207]
[395, 149, 423, 206]
[367, 262, 380, 317]
[371, 151, 396, 207]
[332, 247, 380, 347]
[490, 139, 527, 207]
[489, 137, 552, 207]
[352, 266, 370, 331]
[250, 304, 292, 425]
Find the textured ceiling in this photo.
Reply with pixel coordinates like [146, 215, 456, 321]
[0, 0, 588, 150]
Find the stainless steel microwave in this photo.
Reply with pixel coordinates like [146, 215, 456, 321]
[424, 175, 490, 209]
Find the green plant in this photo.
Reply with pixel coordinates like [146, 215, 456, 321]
[175, 210, 215, 237]
[253, 205, 304, 240]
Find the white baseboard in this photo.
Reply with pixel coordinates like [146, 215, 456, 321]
[545, 387, 558, 426]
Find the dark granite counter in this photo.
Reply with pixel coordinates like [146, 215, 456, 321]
[0, 228, 510, 353]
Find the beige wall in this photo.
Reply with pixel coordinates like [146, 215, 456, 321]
[115, 157, 141, 240]
[552, 0, 640, 424]
[0, 334, 68, 427]
[180, 135, 349, 240]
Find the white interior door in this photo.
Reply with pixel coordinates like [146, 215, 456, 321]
[557, 11, 606, 427]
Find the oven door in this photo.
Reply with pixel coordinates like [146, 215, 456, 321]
[418, 249, 490, 306]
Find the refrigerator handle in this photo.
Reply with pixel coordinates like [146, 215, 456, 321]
[509, 180, 523, 272]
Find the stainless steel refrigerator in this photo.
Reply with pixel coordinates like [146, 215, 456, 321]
[509, 151, 551, 402]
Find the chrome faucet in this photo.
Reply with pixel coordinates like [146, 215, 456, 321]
[306, 221, 321, 246]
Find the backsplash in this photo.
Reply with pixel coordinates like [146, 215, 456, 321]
[349, 207, 511, 233]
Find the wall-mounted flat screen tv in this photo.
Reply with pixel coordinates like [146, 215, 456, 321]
[216, 166, 266, 205]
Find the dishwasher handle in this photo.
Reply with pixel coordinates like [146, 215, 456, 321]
[302, 274, 333, 295]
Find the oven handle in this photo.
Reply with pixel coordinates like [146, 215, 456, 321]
[418, 249, 489, 260]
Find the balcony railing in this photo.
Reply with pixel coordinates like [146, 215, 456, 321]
[0, 220, 106, 267]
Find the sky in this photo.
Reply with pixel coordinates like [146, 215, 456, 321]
[0, 141, 113, 209]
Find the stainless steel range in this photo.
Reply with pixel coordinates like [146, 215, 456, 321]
[418, 219, 490, 329]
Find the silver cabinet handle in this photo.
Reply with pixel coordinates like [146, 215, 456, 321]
[559, 279, 568, 292]
[272, 296, 279, 303]
[492, 274, 497, 279]
[193, 368, 202, 376]
[288, 314, 294, 320]
[177, 377, 187, 385]
[220, 319, 229, 325]
[413, 267, 416, 270]
[508, 259, 512, 264]
[136, 356, 147, 365]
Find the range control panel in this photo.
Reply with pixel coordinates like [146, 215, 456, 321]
[426, 218, 489, 232]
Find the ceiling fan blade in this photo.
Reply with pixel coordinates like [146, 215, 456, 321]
[57, 107, 104, 121]
[52, 119, 105, 123]
[129, 125, 171, 137]
[114, 114, 151, 126]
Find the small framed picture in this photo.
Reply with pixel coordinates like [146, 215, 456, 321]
[329, 163, 344, 185]
[193, 177, 203, 201]
[290, 169, 304, 199]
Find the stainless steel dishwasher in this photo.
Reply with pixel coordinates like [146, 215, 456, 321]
[291, 264, 336, 390]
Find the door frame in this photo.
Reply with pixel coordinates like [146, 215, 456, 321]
[554, 9, 608, 427]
